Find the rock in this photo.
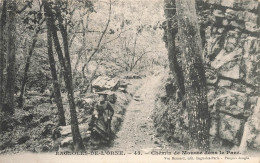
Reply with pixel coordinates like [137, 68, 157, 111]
[243, 11, 258, 25]
[221, 0, 237, 8]
[242, 59, 257, 85]
[218, 80, 232, 87]
[17, 135, 30, 144]
[40, 115, 50, 123]
[245, 22, 259, 32]
[217, 28, 225, 34]
[118, 87, 127, 92]
[213, 9, 224, 17]
[240, 0, 259, 10]
[225, 9, 238, 19]
[222, 19, 229, 26]
[219, 113, 241, 144]
[225, 34, 239, 52]
[59, 125, 72, 137]
[206, 0, 221, 5]
[230, 21, 245, 29]
[215, 88, 247, 116]
[220, 64, 240, 79]
[92, 76, 120, 91]
[211, 48, 242, 69]
[61, 137, 73, 147]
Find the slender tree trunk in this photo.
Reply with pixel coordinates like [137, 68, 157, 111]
[55, 3, 72, 82]
[44, 1, 85, 151]
[3, 0, 16, 115]
[18, 34, 38, 107]
[175, 0, 210, 150]
[45, 12, 66, 126]
[0, 0, 7, 111]
[164, 0, 185, 99]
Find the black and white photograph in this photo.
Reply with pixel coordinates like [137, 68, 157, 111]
[0, 0, 259, 162]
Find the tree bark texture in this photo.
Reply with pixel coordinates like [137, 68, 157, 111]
[164, 0, 185, 99]
[0, 0, 7, 110]
[18, 33, 38, 107]
[3, 0, 16, 115]
[175, 0, 210, 150]
[44, 0, 85, 151]
[45, 10, 66, 126]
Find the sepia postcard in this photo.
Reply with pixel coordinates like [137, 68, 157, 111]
[0, 0, 259, 162]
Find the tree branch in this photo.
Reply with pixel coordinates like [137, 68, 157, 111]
[87, 0, 112, 63]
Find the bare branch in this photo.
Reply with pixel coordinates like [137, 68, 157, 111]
[87, 0, 112, 63]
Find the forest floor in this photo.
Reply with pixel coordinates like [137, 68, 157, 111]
[0, 69, 175, 154]
[108, 71, 172, 153]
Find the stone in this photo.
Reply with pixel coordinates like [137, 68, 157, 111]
[60, 137, 73, 147]
[243, 59, 257, 85]
[220, 64, 240, 79]
[213, 9, 225, 17]
[92, 76, 120, 91]
[230, 21, 245, 29]
[211, 48, 242, 69]
[245, 22, 259, 32]
[249, 97, 260, 131]
[240, 0, 259, 10]
[219, 113, 241, 144]
[218, 80, 232, 87]
[243, 11, 258, 24]
[222, 19, 229, 26]
[206, 0, 221, 5]
[221, 0, 235, 8]
[225, 9, 242, 20]
[59, 125, 72, 137]
[215, 88, 247, 115]
[225, 35, 239, 52]
[217, 28, 225, 34]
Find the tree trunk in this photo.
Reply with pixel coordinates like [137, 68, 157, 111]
[3, 0, 16, 115]
[164, 0, 185, 99]
[44, 1, 85, 151]
[55, 3, 72, 82]
[18, 34, 38, 107]
[175, 0, 210, 150]
[0, 0, 7, 111]
[45, 12, 66, 126]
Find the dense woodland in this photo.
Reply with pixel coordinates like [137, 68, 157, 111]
[0, 0, 259, 154]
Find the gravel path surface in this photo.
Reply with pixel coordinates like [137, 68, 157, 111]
[109, 73, 170, 153]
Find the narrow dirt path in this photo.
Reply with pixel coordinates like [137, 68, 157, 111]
[109, 73, 169, 153]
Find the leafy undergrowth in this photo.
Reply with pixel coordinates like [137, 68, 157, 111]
[0, 78, 144, 154]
